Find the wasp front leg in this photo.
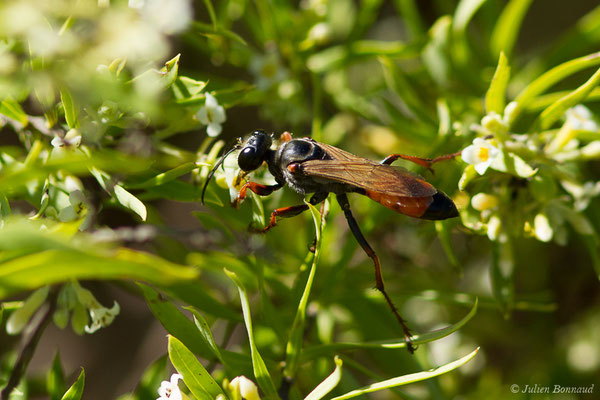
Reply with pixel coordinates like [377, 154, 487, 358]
[235, 182, 283, 208]
[252, 191, 329, 233]
[381, 152, 461, 174]
[336, 193, 416, 353]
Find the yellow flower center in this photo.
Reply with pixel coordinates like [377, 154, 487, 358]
[478, 146, 489, 162]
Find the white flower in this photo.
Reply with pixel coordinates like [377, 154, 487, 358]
[561, 180, 600, 211]
[84, 302, 120, 334]
[51, 129, 82, 149]
[565, 105, 598, 132]
[196, 93, 226, 137]
[486, 214, 502, 242]
[139, 0, 192, 35]
[462, 138, 501, 175]
[157, 374, 183, 400]
[57, 190, 93, 230]
[230, 376, 260, 400]
[534, 213, 553, 242]
[250, 52, 288, 90]
[72, 283, 120, 334]
[471, 193, 498, 211]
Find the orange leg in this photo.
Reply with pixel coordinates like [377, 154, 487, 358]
[381, 151, 462, 173]
[235, 182, 283, 207]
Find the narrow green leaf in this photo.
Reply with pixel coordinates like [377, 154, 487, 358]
[60, 88, 79, 129]
[168, 335, 224, 400]
[60, 368, 85, 400]
[330, 348, 480, 399]
[140, 284, 214, 360]
[307, 41, 419, 73]
[172, 76, 207, 100]
[0, 98, 28, 126]
[392, 0, 425, 38]
[510, 52, 600, 124]
[526, 87, 600, 112]
[304, 357, 343, 400]
[225, 269, 279, 399]
[114, 185, 147, 221]
[131, 356, 168, 400]
[192, 21, 247, 45]
[490, 0, 534, 58]
[125, 163, 198, 189]
[380, 56, 437, 126]
[165, 281, 241, 321]
[302, 298, 477, 360]
[0, 220, 198, 299]
[435, 220, 462, 275]
[202, 0, 218, 30]
[453, 0, 487, 33]
[538, 67, 600, 130]
[185, 307, 227, 367]
[47, 352, 67, 400]
[491, 240, 515, 318]
[485, 52, 511, 114]
[284, 199, 326, 379]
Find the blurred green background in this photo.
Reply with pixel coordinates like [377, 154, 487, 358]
[1, 0, 600, 399]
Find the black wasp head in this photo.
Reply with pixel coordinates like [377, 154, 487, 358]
[237, 130, 273, 172]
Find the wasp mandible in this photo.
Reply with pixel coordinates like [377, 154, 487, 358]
[202, 130, 460, 352]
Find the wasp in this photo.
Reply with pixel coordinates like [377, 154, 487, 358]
[202, 130, 460, 352]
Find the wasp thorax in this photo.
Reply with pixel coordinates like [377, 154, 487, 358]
[238, 130, 273, 171]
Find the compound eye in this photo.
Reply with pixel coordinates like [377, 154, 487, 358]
[238, 147, 262, 171]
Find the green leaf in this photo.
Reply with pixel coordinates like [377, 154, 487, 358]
[172, 77, 208, 100]
[168, 335, 224, 400]
[48, 352, 67, 400]
[60, 368, 85, 400]
[491, 240, 514, 318]
[165, 281, 241, 321]
[422, 16, 452, 89]
[307, 41, 419, 73]
[225, 269, 279, 399]
[192, 21, 247, 45]
[125, 163, 198, 189]
[435, 220, 462, 275]
[0, 219, 198, 299]
[130, 356, 168, 400]
[537, 67, 600, 130]
[60, 88, 79, 129]
[139, 284, 215, 360]
[490, 0, 534, 59]
[485, 52, 511, 114]
[0, 98, 28, 126]
[392, 0, 425, 38]
[510, 52, 600, 124]
[453, 0, 487, 33]
[185, 307, 227, 367]
[329, 348, 480, 399]
[114, 185, 147, 221]
[202, 0, 218, 30]
[302, 299, 478, 359]
[304, 357, 343, 400]
[284, 199, 325, 379]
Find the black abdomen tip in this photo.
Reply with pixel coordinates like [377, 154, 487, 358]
[421, 191, 459, 220]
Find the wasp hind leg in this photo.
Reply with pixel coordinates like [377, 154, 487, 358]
[336, 193, 416, 353]
[251, 191, 329, 233]
[381, 152, 461, 174]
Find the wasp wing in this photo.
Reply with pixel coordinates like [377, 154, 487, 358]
[300, 159, 437, 197]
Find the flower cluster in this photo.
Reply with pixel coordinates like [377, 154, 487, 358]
[459, 104, 599, 245]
